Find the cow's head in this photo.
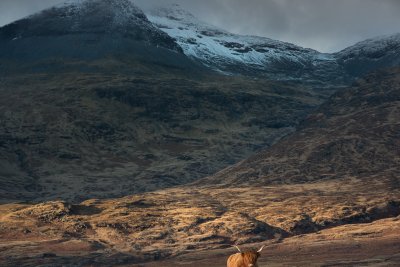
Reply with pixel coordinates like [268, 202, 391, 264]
[234, 245, 266, 267]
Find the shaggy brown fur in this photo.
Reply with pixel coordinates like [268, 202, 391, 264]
[227, 250, 260, 267]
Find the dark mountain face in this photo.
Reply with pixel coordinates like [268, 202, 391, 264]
[0, 0, 193, 68]
[335, 34, 400, 77]
[1, 0, 156, 40]
[198, 68, 400, 187]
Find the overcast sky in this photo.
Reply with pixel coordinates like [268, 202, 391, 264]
[0, 0, 399, 52]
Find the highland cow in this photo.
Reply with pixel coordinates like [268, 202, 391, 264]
[227, 245, 266, 267]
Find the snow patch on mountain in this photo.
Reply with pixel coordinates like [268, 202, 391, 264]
[336, 33, 400, 61]
[334, 33, 400, 77]
[146, 4, 337, 75]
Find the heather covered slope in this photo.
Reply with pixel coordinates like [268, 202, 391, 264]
[0, 168, 399, 266]
[199, 68, 400, 186]
[0, 63, 324, 202]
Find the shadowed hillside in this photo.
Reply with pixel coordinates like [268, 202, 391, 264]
[0, 61, 325, 202]
[199, 68, 400, 186]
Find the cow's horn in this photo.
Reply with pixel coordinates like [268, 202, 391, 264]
[257, 245, 266, 253]
[233, 245, 242, 253]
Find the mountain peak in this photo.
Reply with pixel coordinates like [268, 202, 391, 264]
[2, 0, 150, 37]
[0, 0, 183, 57]
[69, 0, 146, 20]
[336, 32, 400, 76]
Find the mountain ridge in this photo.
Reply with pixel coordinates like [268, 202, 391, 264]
[147, 4, 346, 85]
[147, 3, 400, 83]
[336, 33, 400, 76]
[1, 0, 399, 82]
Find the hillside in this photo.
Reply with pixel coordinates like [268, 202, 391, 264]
[0, 69, 399, 266]
[198, 68, 400, 186]
[0, 63, 325, 202]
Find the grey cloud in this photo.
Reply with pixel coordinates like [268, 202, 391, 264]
[1, 0, 400, 52]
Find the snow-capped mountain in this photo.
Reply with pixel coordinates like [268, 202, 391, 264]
[147, 4, 345, 83]
[0, 1, 398, 81]
[335, 33, 400, 76]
